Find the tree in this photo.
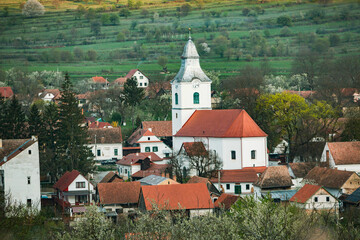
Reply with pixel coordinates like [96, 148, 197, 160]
[56, 73, 94, 177]
[28, 104, 42, 138]
[22, 0, 45, 17]
[341, 108, 360, 141]
[90, 20, 101, 36]
[87, 49, 97, 61]
[109, 13, 119, 25]
[277, 15, 292, 27]
[1, 96, 27, 139]
[123, 77, 145, 128]
[212, 36, 229, 58]
[157, 56, 168, 72]
[119, 8, 131, 18]
[177, 3, 192, 17]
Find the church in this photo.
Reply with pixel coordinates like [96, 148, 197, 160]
[172, 37, 269, 170]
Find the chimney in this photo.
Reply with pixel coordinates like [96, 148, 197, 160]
[0, 139, 2, 149]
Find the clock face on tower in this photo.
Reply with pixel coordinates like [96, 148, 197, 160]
[192, 79, 200, 88]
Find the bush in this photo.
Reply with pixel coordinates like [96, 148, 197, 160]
[329, 34, 340, 47]
[280, 26, 292, 37]
[116, 32, 125, 42]
[22, 0, 45, 17]
[277, 15, 292, 27]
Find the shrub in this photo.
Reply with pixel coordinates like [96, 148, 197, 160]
[277, 15, 292, 27]
[22, 0, 45, 17]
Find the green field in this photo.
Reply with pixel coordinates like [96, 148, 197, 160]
[0, 0, 360, 82]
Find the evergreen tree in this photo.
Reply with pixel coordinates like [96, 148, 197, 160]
[2, 96, 27, 139]
[0, 97, 6, 139]
[123, 77, 145, 129]
[28, 104, 42, 138]
[56, 73, 94, 177]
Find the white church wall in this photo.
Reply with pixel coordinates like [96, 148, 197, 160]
[241, 137, 268, 168]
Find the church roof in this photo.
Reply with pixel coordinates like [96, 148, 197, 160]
[175, 109, 267, 138]
[172, 38, 211, 84]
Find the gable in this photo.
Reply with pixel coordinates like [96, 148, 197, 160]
[0, 139, 35, 166]
[328, 142, 360, 165]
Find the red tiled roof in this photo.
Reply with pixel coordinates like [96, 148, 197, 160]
[131, 163, 170, 178]
[0, 139, 36, 166]
[210, 169, 259, 183]
[117, 152, 162, 166]
[88, 128, 122, 144]
[175, 109, 267, 138]
[241, 166, 267, 174]
[187, 176, 209, 184]
[327, 142, 360, 165]
[254, 166, 293, 189]
[214, 193, 240, 209]
[53, 170, 81, 191]
[141, 183, 214, 210]
[127, 129, 147, 145]
[39, 89, 61, 99]
[288, 162, 316, 178]
[304, 167, 355, 189]
[125, 69, 139, 79]
[143, 130, 155, 137]
[142, 121, 172, 137]
[92, 76, 108, 83]
[113, 77, 127, 85]
[99, 171, 122, 183]
[89, 121, 113, 129]
[97, 181, 141, 205]
[182, 142, 207, 157]
[0, 87, 14, 98]
[289, 184, 322, 203]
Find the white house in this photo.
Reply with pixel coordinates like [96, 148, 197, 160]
[127, 128, 172, 159]
[320, 141, 360, 173]
[290, 184, 339, 213]
[171, 37, 268, 171]
[38, 89, 61, 103]
[0, 137, 41, 211]
[114, 69, 149, 88]
[88, 128, 123, 163]
[53, 170, 95, 206]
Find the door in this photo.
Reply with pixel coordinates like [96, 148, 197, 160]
[235, 185, 242, 194]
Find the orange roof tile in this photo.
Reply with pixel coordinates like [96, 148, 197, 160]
[117, 152, 162, 166]
[89, 121, 113, 129]
[254, 166, 293, 189]
[304, 167, 355, 189]
[113, 77, 127, 85]
[125, 69, 139, 79]
[142, 121, 172, 137]
[175, 109, 267, 138]
[214, 193, 240, 209]
[88, 128, 122, 144]
[92, 76, 108, 83]
[131, 163, 170, 178]
[328, 142, 360, 165]
[210, 169, 259, 183]
[141, 183, 214, 210]
[289, 184, 322, 203]
[182, 142, 207, 157]
[0, 87, 14, 98]
[143, 130, 155, 137]
[53, 170, 81, 191]
[98, 181, 141, 205]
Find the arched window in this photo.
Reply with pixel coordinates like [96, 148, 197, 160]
[193, 92, 199, 104]
[175, 93, 178, 105]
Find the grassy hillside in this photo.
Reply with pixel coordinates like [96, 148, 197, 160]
[0, 0, 360, 82]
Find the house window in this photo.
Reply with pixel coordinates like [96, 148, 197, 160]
[120, 168, 123, 173]
[165, 153, 170, 157]
[314, 197, 318, 202]
[145, 147, 150, 152]
[97, 149, 101, 156]
[231, 151, 236, 160]
[28, 150, 31, 155]
[235, 185, 242, 194]
[140, 76, 143, 79]
[76, 182, 85, 188]
[125, 169, 128, 174]
[193, 92, 199, 104]
[114, 149, 118, 156]
[226, 184, 230, 190]
[175, 93, 178, 105]
[148, 137, 151, 140]
[251, 150, 256, 159]
[153, 146, 158, 152]
[176, 113, 178, 118]
[144, 82, 147, 86]
[27, 199, 32, 208]
[326, 196, 330, 202]
[140, 83, 143, 86]
[246, 184, 250, 190]
[27, 176, 31, 185]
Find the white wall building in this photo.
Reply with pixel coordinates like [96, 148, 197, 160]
[88, 128, 123, 163]
[171, 38, 268, 172]
[320, 141, 360, 173]
[0, 137, 41, 211]
[125, 69, 149, 88]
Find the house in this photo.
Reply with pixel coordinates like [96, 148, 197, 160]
[97, 181, 141, 213]
[187, 176, 221, 200]
[88, 128, 123, 164]
[113, 77, 127, 87]
[89, 121, 113, 129]
[131, 163, 171, 181]
[0, 87, 14, 99]
[139, 183, 214, 217]
[253, 166, 293, 200]
[99, 171, 123, 184]
[53, 170, 95, 207]
[137, 174, 178, 186]
[92, 76, 109, 89]
[0, 137, 41, 210]
[288, 162, 316, 187]
[141, 121, 172, 147]
[214, 193, 240, 210]
[76, 92, 91, 108]
[290, 184, 339, 213]
[125, 69, 149, 88]
[320, 142, 360, 173]
[116, 152, 164, 179]
[343, 187, 360, 209]
[127, 128, 172, 159]
[303, 167, 360, 197]
[38, 89, 61, 103]
[171, 38, 268, 172]
[209, 167, 266, 196]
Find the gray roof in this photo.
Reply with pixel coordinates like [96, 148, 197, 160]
[137, 175, 169, 186]
[172, 38, 211, 83]
[345, 187, 360, 203]
[268, 190, 298, 201]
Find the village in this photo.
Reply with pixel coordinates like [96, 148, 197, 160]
[1, 36, 360, 239]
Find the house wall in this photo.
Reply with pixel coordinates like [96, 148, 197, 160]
[214, 182, 253, 195]
[139, 142, 171, 159]
[302, 188, 339, 211]
[117, 164, 133, 179]
[90, 143, 123, 162]
[133, 71, 149, 88]
[189, 208, 213, 218]
[42, 93, 55, 102]
[68, 175, 94, 192]
[0, 141, 41, 210]
[320, 143, 335, 168]
[336, 164, 360, 173]
[159, 179, 179, 185]
[291, 178, 304, 188]
[342, 173, 360, 194]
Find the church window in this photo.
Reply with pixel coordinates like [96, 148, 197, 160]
[175, 93, 178, 105]
[193, 92, 199, 104]
[231, 151, 236, 160]
[251, 150, 256, 159]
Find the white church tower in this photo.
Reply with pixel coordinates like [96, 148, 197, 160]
[171, 37, 212, 135]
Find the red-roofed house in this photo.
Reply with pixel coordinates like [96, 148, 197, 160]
[290, 184, 338, 212]
[320, 142, 360, 173]
[53, 170, 95, 207]
[0, 87, 14, 99]
[38, 89, 61, 103]
[127, 128, 171, 159]
[124, 69, 149, 88]
[92, 76, 109, 89]
[89, 121, 113, 129]
[214, 193, 240, 210]
[139, 183, 214, 217]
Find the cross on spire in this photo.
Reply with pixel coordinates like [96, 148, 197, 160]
[188, 28, 191, 40]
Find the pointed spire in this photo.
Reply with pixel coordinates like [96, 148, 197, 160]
[188, 27, 191, 40]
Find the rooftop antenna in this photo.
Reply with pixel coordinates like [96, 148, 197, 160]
[188, 28, 191, 40]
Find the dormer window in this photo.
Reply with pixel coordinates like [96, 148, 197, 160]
[193, 92, 199, 104]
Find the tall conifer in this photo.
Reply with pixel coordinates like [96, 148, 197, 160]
[3, 96, 27, 139]
[28, 104, 42, 138]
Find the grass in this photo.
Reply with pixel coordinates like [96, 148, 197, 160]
[0, 0, 360, 82]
